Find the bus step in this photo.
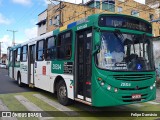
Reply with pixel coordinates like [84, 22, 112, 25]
[29, 84, 35, 88]
[75, 98, 92, 106]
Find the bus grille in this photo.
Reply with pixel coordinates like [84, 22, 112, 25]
[113, 74, 153, 81]
[119, 86, 149, 91]
[122, 94, 147, 102]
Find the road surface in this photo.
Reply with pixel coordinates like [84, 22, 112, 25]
[0, 68, 31, 94]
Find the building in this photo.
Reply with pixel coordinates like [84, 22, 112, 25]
[145, 0, 160, 24]
[46, 2, 95, 32]
[36, 9, 47, 36]
[146, 0, 160, 11]
[37, 0, 160, 36]
[1, 54, 7, 64]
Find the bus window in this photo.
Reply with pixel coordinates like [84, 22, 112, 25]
[21, 45, 28, 62]
[57, 31, 72, 59]
[46, 36, 56, 60]
[9, 51, 12, 62]
[37, 40, 45, 61]
[16, 48, 21, 62]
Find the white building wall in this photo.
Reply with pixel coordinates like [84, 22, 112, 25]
[37, 10, 47, 36]
[146, 0, 160, 18]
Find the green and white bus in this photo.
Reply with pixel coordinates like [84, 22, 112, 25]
[8, 14, 156, 107]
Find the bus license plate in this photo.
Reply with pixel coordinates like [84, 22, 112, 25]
[132, 94, 141, 99]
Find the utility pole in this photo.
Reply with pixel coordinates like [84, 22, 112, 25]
[7, 30, 17, 46]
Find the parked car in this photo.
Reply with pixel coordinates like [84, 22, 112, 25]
[0, 63, 7, 69]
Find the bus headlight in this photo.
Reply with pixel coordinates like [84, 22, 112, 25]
[100, 82, 105, 86]
[114, 88, 118, 92]
[107, 85, 111, 90]
[153, 83, 156, 87]
[150, 86, 153, 90]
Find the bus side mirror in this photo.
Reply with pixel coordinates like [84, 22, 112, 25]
[93, 26, 100, 32]
[53, 35, 57, 41]
[92, 43, 100, 55]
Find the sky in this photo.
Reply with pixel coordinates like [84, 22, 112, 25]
[0, 0, 145, 54]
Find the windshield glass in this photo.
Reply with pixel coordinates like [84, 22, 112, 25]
[96, 31, 154, 71]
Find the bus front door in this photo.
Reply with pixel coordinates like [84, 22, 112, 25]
[76, 29, 92, 103]
[28, 44, 35, 87]
[12, 50, 16, 79]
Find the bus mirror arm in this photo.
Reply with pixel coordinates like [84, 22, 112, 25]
[92, 45, 100, 55]
[93, 26, 100, 32]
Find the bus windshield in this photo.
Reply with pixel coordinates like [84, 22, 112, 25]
[97, 31, 154, 71]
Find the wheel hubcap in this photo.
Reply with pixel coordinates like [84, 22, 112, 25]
[59, 86, 66, 99]
[18, 77, 20, 84]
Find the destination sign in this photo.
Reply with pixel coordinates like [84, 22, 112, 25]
[99, 15, 152, 33]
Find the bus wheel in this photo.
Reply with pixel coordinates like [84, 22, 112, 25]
[57, 80, 72, 106]
[17, 74, 22, 87]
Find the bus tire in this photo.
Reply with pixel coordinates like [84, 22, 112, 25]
[57, 80, 72, 106]
[17, 74, 22, 87]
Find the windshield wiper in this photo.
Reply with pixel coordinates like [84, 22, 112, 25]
[114, 29, 125, 43]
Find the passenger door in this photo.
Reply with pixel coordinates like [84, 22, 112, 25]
[75, 29, 92, 103]
[28, 44, 35, 86]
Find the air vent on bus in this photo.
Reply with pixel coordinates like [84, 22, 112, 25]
[113, 74, 153, 81]
[119, 86, 149, 91]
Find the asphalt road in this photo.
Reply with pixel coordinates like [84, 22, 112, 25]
[0, 68, 32, 94]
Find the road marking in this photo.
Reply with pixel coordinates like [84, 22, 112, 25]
[14, 95, 53, 120]
[147, 101, 160, 105]
[0, 100, 17, 120]
[33, 94, 78, 116]
[131, 103, 144, 107]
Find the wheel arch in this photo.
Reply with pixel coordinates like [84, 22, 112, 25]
[53, 75, 65, 93]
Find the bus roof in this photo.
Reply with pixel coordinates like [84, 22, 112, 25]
[9, 44, 21, 50]
[54, 13, 152, 34]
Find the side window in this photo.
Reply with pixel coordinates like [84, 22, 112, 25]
[57, 31, 72, 59]
[131, 10, 139, 17]
[21, 45, 28, 62]
[37, 40, 45, 61]
[9, 51, 13, 62]
[46, 36, 56, 60]
[16, 48, 21, 62]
